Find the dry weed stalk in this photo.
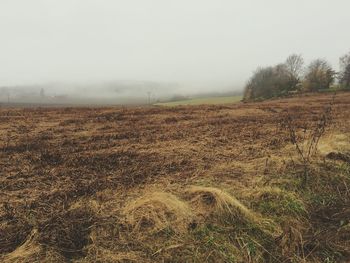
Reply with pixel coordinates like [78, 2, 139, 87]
[280, 94, 335, 184]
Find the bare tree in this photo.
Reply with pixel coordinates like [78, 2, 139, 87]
[285, 54, 304, 81]
[40, 88, 45, 98]
[0, 87, 10, 103]
[339, 51, 350, 89]
[147, 91, 151, 105]
[340, 51, 350, 71]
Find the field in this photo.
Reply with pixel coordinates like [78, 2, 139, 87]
[0, 92, 350, 262]
[154, 95, 242, 106]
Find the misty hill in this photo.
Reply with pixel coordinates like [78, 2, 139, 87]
[0, 81, 241, 106]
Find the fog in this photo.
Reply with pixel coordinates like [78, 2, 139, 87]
[0, 0, 349, 104]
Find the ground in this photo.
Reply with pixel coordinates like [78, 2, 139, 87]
[0, 92, 349, 262]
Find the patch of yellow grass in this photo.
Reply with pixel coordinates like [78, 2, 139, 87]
[318, 133, 350, 156]
[122, 192, 193, 235]
[186, 186, 256, 221]
[69, 198, 101, 213]
[2, 229, 65, 263]
[187, 186, 283, 237]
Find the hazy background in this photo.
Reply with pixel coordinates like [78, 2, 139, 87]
[0, 0, 349, 104]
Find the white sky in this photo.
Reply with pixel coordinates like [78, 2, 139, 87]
[0, 0, 349, 89]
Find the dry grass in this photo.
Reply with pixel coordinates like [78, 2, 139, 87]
[1, 229, 66, 263]
[122, 191, 193, 235]
[79, 248, 146, 263]
[186, 186, 255, 221]
[1, 92, 350, 262]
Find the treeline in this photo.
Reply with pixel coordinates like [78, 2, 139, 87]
[243, 51, 350, 100]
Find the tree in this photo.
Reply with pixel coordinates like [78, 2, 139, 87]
[303, 59, 335, 91]
[340, 51, 350, 71]
[284, 54, 304, 91]
[243, 54, 305, 100]
[339, 51, 350, 89]
[0, 87, 10, 103]
[40, 88, 45, 98]
[340, 64, 350, 89]
[243, 64, 291, 100]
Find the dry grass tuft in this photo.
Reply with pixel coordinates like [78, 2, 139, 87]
[186, 186, 255, 222]
[0, 217, 32, 255]
[122, 192, 193, 236]
[1, 229, 65, 263]
[187, 186, 283, 238]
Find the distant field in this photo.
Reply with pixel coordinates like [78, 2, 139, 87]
[155, 95, 242, 106]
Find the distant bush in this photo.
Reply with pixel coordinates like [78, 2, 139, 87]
[242, 53, 350, 100]
[303, 59, 336, 92]
[244, 54, 303, 100]
[244, 65, 289, 99]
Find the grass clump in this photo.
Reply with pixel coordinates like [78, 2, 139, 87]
[1, 229, 65, 263]
[186, 186, 256, 222]
[186, 186, 282, 236]
[122, 192, 194, 236]
[184, 186, 284, 262]
[251, 187, 307, 219]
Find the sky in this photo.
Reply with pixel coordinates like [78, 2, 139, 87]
[0, 0, 349, 90]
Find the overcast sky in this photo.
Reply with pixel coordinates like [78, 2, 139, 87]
[0, 0, 349, 89]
